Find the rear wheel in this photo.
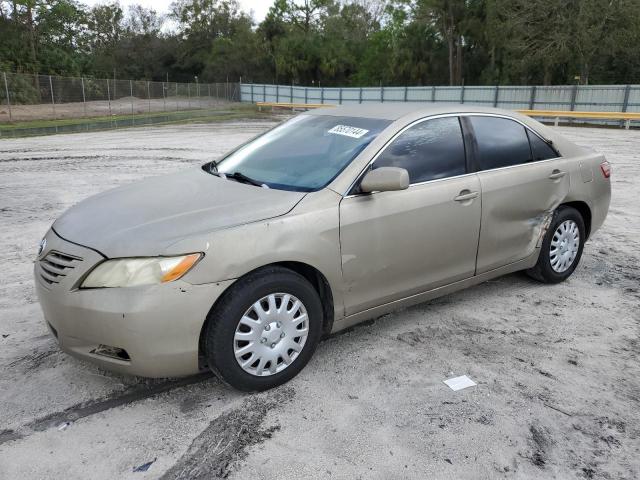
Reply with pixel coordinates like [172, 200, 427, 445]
[203, 266, 323, 391]
[527, 206, 585, 283]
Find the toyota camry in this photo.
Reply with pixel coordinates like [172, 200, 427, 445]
[35, 104, 611, 391]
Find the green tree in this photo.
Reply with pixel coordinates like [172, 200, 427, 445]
[169, 0, 252, 80]
[2, 0, 640, 88]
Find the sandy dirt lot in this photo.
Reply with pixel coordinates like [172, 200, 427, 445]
[0, 121, 638, 480]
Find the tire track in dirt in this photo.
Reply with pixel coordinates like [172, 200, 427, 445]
[161, 386, 294, 480]
[0, 372, 214, 447]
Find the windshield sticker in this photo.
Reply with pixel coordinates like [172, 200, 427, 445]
[328, 125, 370, 139]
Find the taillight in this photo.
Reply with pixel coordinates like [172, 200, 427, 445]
[600, 161, 611, 179]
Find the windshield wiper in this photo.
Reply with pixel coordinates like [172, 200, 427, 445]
[226, 171, 265, 187]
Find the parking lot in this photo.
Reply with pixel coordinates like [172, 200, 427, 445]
[0, 120, 639, 479]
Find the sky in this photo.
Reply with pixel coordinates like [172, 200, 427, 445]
[81, 0, 271, 23]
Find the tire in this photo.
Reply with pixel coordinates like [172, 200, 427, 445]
[203, 266, 323, 391]
[527, 206, 585, 284]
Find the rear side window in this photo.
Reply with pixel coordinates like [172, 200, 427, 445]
[374, 116, 466, 184]
[527, 129, 558, 161]
[469, 116, 531, 170]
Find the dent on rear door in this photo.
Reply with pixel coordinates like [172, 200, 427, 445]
[476, 158, 571, 274]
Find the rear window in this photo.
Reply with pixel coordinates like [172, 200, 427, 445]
[470, 116, 532, 170]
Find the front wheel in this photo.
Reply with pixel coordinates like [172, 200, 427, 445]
[203, 266, 323, 391]
[527, 206, 585, 283]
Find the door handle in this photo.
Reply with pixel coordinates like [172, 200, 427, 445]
[454, 190, 479, 202]
[548, 169, 566, 180]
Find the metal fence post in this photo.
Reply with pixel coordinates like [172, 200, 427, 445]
[622, 84, 631, 112]
[431, 86, 436, 102]
[262, 84, 266, 102]
[49, 75, 56, 118]
[187, 83, 191, 109]
[106, 79, 112, 117]
[380, 83, 384, 103]
[304, 87, 308, 104]
[162, 82, 167, 111]
[250, 83, 254, 103]
[321, 87, 324, 104]
[276, 85, 279, 103]
[3, 72, 12, 122]
[147, 81, 151, 113]
[493, 85, 499, 107]
[130, 80, 134, 123]
[290, 82, 293, 104]
[339, 87, 342, 105]
[460, 84, 465, 104]
[529, 86, 537, 110]
[129, 80, 136, 121]
[80, 76, 87, 117]
[570, 84, 578, 111]
[404, 86, 408, 102]
[359, 87, 362, 104]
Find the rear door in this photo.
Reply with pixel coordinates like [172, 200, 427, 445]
[466, 115, 570, 274]
[339, 116, 482, 315]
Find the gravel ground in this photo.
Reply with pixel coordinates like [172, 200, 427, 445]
[0, 121, 638, 480]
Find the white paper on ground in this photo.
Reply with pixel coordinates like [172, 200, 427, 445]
[443, 375, 477, 391]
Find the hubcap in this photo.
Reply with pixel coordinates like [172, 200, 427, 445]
[550, 220, 580, 273]
[233, 293, 309, 376]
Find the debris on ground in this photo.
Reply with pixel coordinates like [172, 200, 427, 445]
[443, 375, 477, 391]
[133, 458, 156, 473]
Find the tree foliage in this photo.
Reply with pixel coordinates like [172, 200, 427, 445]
[1, 0, 639, 85]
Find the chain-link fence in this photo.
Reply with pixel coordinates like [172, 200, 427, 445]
[0, 72, 240, 123]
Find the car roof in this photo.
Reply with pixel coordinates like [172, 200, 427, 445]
[306, 102, 518, 121]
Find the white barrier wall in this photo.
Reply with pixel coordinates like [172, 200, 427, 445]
[240, 83, 640, 113]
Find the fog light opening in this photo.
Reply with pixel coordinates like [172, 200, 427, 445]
[92, 344, 131, 361]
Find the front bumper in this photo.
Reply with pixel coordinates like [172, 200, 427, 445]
[34, 229, 234, 377]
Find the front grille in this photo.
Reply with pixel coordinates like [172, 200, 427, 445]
[39, 250, 83, 285]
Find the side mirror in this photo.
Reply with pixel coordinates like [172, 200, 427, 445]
[360, 167, 410, 193]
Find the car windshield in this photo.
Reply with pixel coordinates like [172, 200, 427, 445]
[207, 114, 391, 192]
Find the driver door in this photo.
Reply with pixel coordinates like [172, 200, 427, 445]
[339, 116, 482, 316]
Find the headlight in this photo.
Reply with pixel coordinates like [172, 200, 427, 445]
[81, 253, 202, 288]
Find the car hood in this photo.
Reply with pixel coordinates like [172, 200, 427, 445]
[53, 167, 306, 258]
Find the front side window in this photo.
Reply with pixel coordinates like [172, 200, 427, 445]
[469, 116, 532, 170]
[373, 116, 466, 184]
[208, 114, 391, 192]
